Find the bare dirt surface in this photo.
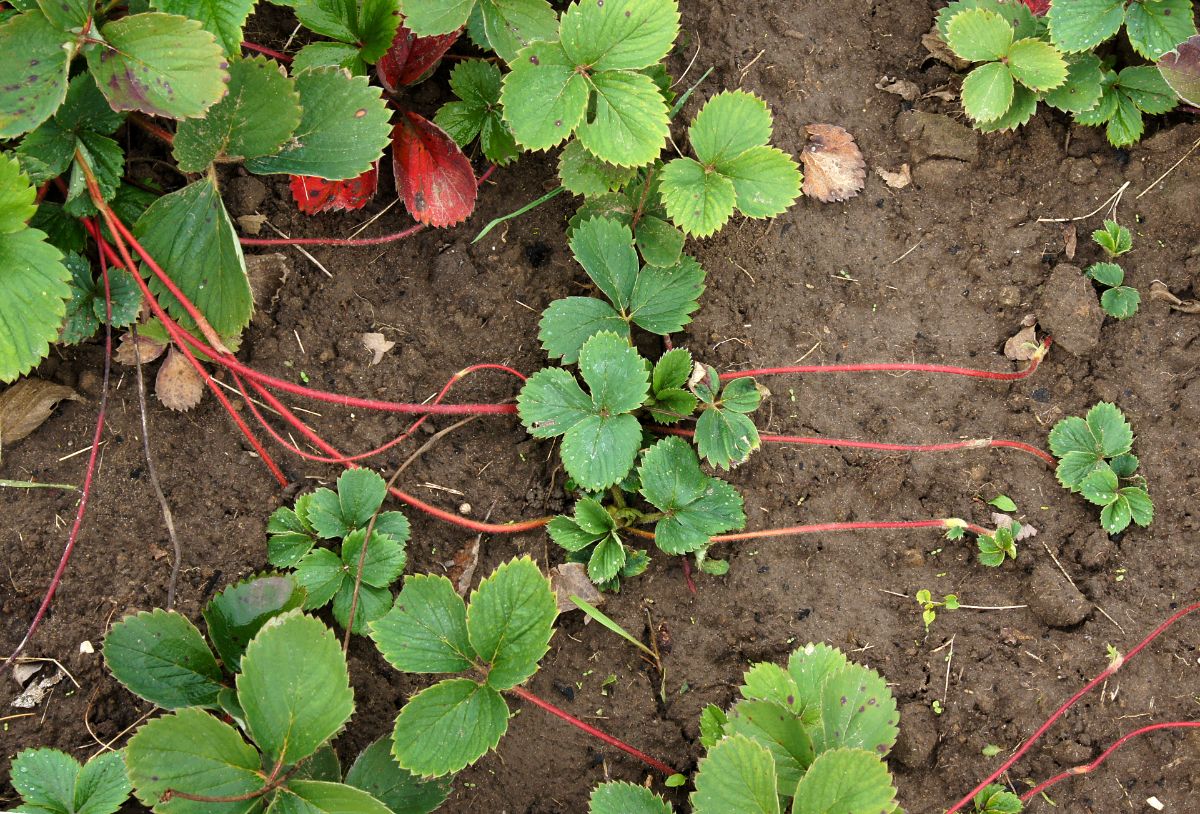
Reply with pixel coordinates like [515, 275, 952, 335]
[4, 2, 1199, 812]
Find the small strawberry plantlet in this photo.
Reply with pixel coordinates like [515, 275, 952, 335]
[1084, 220, 1140, 319]
[589, 642, 902, 813]
[973, 784, 1024, 813]
[8, 748, 131, 814]
[916, 589, 961, 632]
[370, 556, 674, 777]
[267, 469, 411, 633]
[1048, 402, 1153, 534]
[936, 0, 1191, 145]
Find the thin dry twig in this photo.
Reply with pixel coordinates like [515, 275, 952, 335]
[1136, 136, 1200, 198]
[132, 324, 183, 610]
[1037, 182, 1130, 223]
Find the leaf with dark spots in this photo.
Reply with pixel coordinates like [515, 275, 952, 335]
[0, 11, 71, 138]
[290, 164, 379, 214]
[377, 22, 462, 91]
[391, 111, 477, 227]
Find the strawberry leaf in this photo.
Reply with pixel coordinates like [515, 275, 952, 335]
[391, 111, 478, 227]
[634, 215, 685, 267]
[1101, 285, 1140, 319]
[558, 139, 638, 197]
[391, 678, 509, 777]
[10, 749, 130, 814]
[1044, 53, 1105, 113]
[627, 254, 706, 334]
[151, 0, 255, 56]
[538, 296, 628, 364]
[936, 0, 1038, 41]
[638, 437, 745, 555]
[371, 573, 476, 673]
[1122, 486, 1154, 527]
[1159, 34, 1200, 105]
[590, 782, 674, 814]
[945, 8, 1014, 61]
[974, 784, 1025, 814]
[790, 748, 897, 814]
[961, 62, 1016, 123]
[175, 56, 302, 171]
[1080, 465, 1119, 506]
[435, 59, 519, 166]
[466, 556, 558, 690]
[344, 737, 451, 814]
[724, 699, 815, 797]
[691, 734, 779, 814]
[815, 663, 899, 755]
[690, 90, 772, 164]
[1048, 0, 1126, 53]
[102, 610, 223, 709]
[658, 158, 737, 238]
[1086, 261, 1125, 286]
[0, 11, 72, 138]
[1007, 37, 1068, 91]
[476, 0, 558, 63]
[500, 41, 590, 152]
[378, 22, 461, 91]
[202, 573, 306, 672]
[977, 83, 1039, 133]
[290, 165, 379, 215]
[575, 68, 670, 168]
[1125, 0, 1196, 60]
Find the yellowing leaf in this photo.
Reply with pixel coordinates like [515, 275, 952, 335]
[800, 124, 865, 203]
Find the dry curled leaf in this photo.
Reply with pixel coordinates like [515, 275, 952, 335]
[444, 537, 480, 597]
[993, 513, 1039, 541]
[922, 26, 970, 69]
[875, 76, 919, 101]
[551, 562, 604, 613]
[361, 332, 396, 366]
[11, 669, 64, 709]
[1062, 223, 1077, 260]
[801, 124, 866, 203]
[1004, 325, 1039, 361]
[115, 332, 167, 366]
[1150, 280, 1200, 313]
[875, 163, 911, 189]
[155, 348, 204, 411]
[236, 214, 268, 235]
[0, 379, 81, 448]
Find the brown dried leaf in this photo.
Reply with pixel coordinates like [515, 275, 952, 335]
[1004, 325, 1039, 361]
[922, 27, 970, 69]
[0, 380, 81, 448]
[551, 562, 604, 613]
[1150, 280, 1200, 313]
[115, 332, 167, 366]
[992, 513, 1039, 541]
[444, 537, 480, 597]
[155, 348, 204, 411]
[801, 125, 866, 203]
[361, 332, 396, 366]
[875, 76, 919, 102]
[1062, 223, 1077, 260]
[875, 163, 911, 189]
[237, 214, 268, 235]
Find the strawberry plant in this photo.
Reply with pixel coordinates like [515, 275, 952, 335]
[8, 748, 131, 814]
[937, 0, 1193, 146]
[1048, 402, 1153, 534]
[1159, 33, 1200, 104]
[589, 642, 901, 813]
[267, 469, 410, 633]
[1084, 220, 1140, 319]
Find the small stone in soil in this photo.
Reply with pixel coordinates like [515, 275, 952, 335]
[1027, 563, 1092, 628]
[1037, 264, 1103, 356]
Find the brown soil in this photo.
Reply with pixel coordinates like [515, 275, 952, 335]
[4, 1, 1200, 812]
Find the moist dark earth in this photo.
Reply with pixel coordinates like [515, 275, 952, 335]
[4, 1, 1200, 812]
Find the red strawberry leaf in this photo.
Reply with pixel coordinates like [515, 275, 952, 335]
[377, 23, 462, 92]
[289, 165, 379, 214]
[1021, 0, 1049, 15]
[391, 111, 477, 227]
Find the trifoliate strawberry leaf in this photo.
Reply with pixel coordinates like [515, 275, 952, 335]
[236, 611, 354, 766]
[658, 158, 737, 238]
[946, 8, 1014, 61]
[344, 736, 452, 814]
[1094, 219, 1133, 256]
[1048, 403, 1133, 490]
[152, 0, 255, 56]
[342, 528, 407, 588]
[1048, 0, 1126, 53]
[0, 11, 72, 138]
[590, 782, 675, 814]
[1007, 38, 1068, 90]
[125, 708, 262, 814]
[539, 297, 629, 365]
[634, 215, 685, 268]
[10, 748, 130, 814]
[974, 784, 1024, 814]
[85, 13, 229, 119]
[466, 556, 557, 690]
[558, 140, 638, 197]
[308, 468, 389, 536]
[691, 734, 779, 814]
[1087, 261, 1125, 286]
[936, 0, 1039, 41]
[371, 573, 476, 673]
[638, 437, 745, 555]
[174, 56, 302, 171]
[548, 498, 623, 569]
[724, 699, 816, 797]
[961, 62, 1016, 123]
[391, 111, 479, 227]
[1101, 285, 1140, 319]
[246, 68, 392, 180]
[518, 332, 648, 490]
[1125, 0, 1196, 60]
[977, 525, 1017, 567]
[1159, 34, 1200, 106]
[814, 663, 899, 755]
[133, 176, 252, 341]
[436, 59, 519, 166]
[60, 255, 142, 344]
[790, 748, 897, 814]
[391, 678, 509, 777]
[202, 573, 306, 672]
[628, 254, 706, 334]
[560, 0, 679, 71]
[1043, 53, 1105, 113]
[695, 406, 760, 470]
[290, 0, 401, 69]
[102, 610, 223, 709]
[575, 70, 670, 168]
[294, 547, 346, 608]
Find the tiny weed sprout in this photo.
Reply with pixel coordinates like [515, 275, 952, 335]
[1084, 220, 1140, 320]
[937, 0, 1193, 145]
[589, 643, 901, 813]
[9, 748, 131, 814]
[917, 589, 961, 632]
[1048, 403, 1153, 534]
[268, 469, 410, 633]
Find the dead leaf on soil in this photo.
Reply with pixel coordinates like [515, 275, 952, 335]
[361, 332, 396, 366]
[1150, 280, 1200, 314]
[12, 663, 40, 687]
[1004, 325, 1040, 361]
[875, 163, 912, 189]
[551, 562, 604, 613]
[993, 513, 1039, 541]
[115, 332, 167, 366]
[801, 124, 866, 203]
[1062, 223, 1077, 259]
[922, 27, 970, 69]
[246, 253, 291, 308]
[237, 214, 268, 235]
[444, 536, 480, 597]
[0, 379, 81, 450]
[875, 76, 919, 101]
[11, 669, 64, 709]
[923, 86, 959, 102]
[156, 348, 204, 411]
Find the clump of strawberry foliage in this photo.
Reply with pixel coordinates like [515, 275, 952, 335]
[589, 642, 902, 813]
[937, 0, 1194, 146]
[9, 748, 131, 814]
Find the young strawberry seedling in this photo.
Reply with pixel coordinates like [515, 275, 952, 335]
[589, 642, 901, 813]
[1084, 219, 1140, 319]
